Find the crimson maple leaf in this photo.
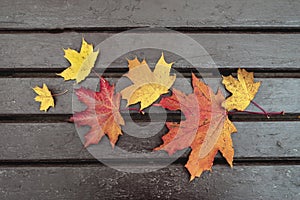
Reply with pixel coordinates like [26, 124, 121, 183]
[71, 77, 125, 147]
[155, 74, 237, 180]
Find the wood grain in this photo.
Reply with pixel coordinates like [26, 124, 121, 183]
[0, 122, 299, 160]
[0, 0, 299, 29]
[1, 1, 299, 198]
[0, 165, 299, 199]
[0, 33, 299, 69]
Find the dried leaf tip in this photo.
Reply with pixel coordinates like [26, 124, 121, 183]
[156, 52, 174, 68]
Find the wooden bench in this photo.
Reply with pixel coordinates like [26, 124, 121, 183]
[0, 0, 299, 199]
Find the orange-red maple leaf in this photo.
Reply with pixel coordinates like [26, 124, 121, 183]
[155, 73, 237, 180]
[71, 77, 125, 148]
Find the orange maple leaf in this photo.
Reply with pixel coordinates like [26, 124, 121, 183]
[71, 77, 125, 148]
[155, 73, 237, 180]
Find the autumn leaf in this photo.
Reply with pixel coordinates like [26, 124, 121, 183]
[57, 38, 99, 83]
[71, 77, 125, 147]
[155, 74, 237, 180]
[222, 68, 261, 111]
[33, 83, 55, 112]
[120, 53, 176, 110]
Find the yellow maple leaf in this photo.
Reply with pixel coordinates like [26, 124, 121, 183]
[222, 68, 261, 111]
[33, 83, 54, 112]
[120, 53, 176, 110]
[57, 38, 99, 83]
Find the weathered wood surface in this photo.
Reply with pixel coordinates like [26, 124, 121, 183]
[0, 0, 299, 29]
[0, 122, 299, 160]
[0, 33, 300, 69]
[0, 77, 298, 114]
[1, 0, 299, 199]
[0, 165, 299, 199]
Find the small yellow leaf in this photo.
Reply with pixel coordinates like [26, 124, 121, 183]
[57, 38, 99, 83]
[121, 53, 176, 110]
[33, 83, 54, 112]
[222, 68, 261, 111]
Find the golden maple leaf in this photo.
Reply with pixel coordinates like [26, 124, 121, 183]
[57, 38, 99, 83]
[33, 83, 54, 112]
[120, 53, 176, 110]
[222, 68, 261, 111]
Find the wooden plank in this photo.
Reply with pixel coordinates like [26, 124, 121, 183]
[0, 33, 300, 69]
[0, 165, 299, 199]
[0, 122, 299, 160]
[0, 0, 299, 29]
[0, 77, 299, 114]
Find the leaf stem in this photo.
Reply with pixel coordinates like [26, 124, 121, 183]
[250, 100, 269, 117]
[92, 69, 101, 79]
[52, 89, 68, 97]
[228, 110, 284, 116]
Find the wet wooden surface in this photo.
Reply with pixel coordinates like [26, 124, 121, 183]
[0, 0, 299, 199]
[0, 0, 299, 29]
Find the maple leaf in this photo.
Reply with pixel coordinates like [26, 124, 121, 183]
[57, 38, 99, 83]
[222, 68, 261, 111]
[120, 53, 176, 110]
[33, 83, 55, 112]
[155, 74, 237, 180]
[71, 77, 125, 147]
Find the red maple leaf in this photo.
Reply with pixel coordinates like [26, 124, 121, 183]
[155, 73, 237, 180]
[71, 77, 125, 148]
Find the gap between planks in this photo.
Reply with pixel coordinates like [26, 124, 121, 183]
[0, 113, 299, 123]
[1, 27, 300, 34]
[0, 67, 300, 78]
[0, 157, 299, 168]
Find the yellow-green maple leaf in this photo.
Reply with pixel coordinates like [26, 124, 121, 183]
[57, 38, 99, 83]
[120, 53, 176, 110]
[33, 83, 54, 112]
[222, 68, 261, 111]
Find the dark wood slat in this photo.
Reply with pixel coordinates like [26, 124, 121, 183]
[0, 0, 299, 29]
[0, 33, 300, 69]
[0, 122, 299, 160]
[0, 77, 298, 114]
[0, 165, 299, 199]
